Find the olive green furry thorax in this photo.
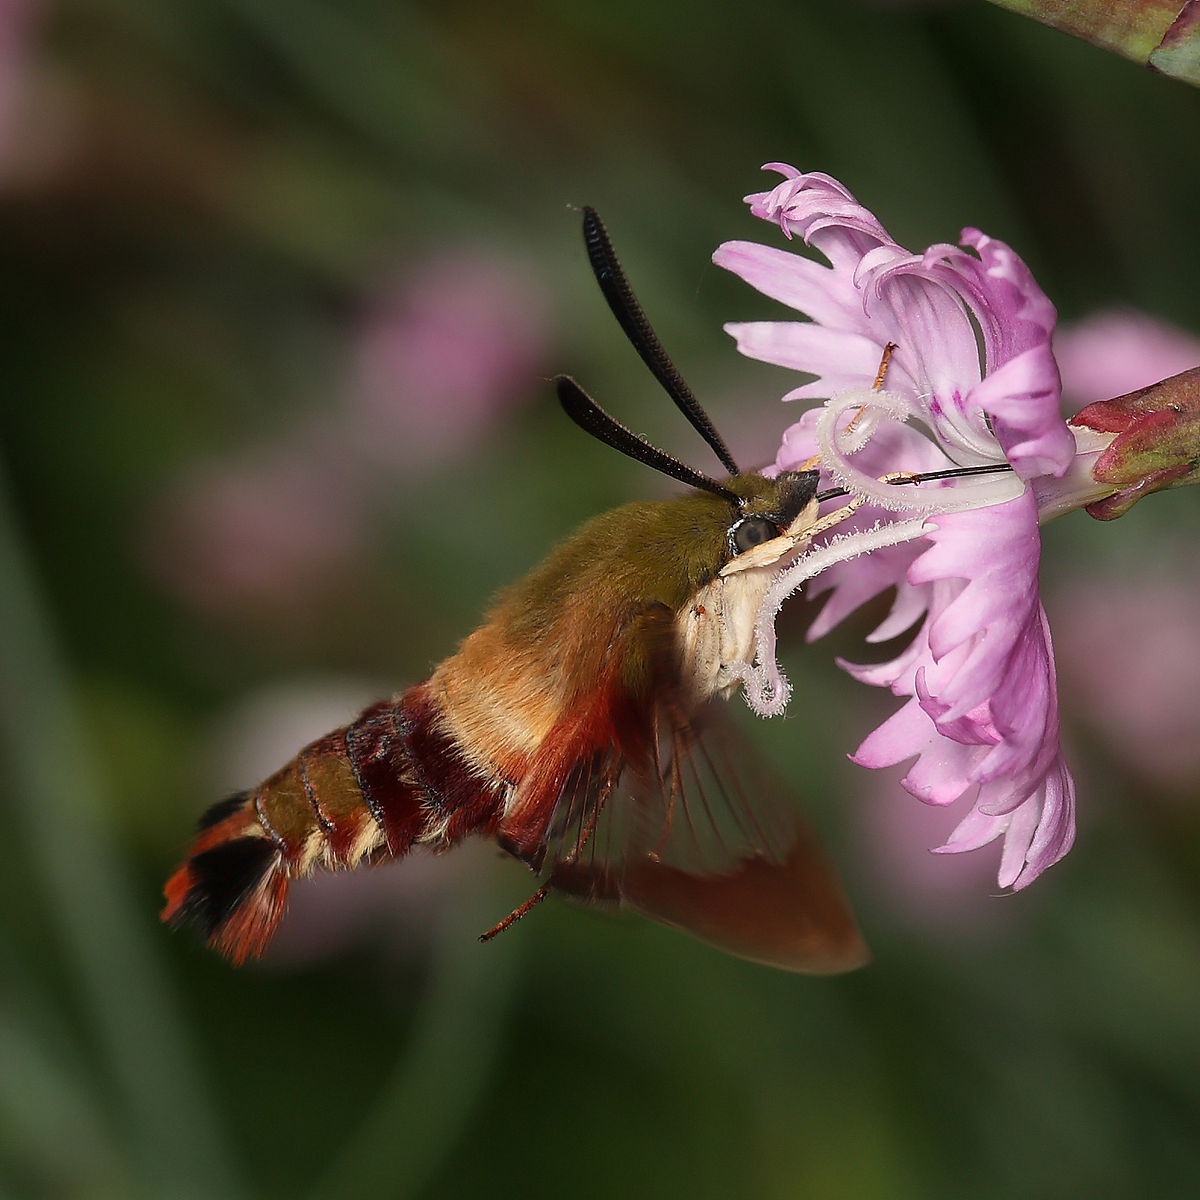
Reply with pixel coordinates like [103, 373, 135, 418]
[494, 472, 789, 644]
[431, 472, 813, 754]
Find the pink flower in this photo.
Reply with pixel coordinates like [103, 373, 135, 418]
[0, 0, 40, 182]
[144, 246, 554, 621]
[146, 442, 369, 620]
[1056, 310, 1200, 405]
[852, 779, 1020, 941]
[713, 166, 1120, 890]
[1053, 564, 1200, 792]
[350, 249, 550, 470]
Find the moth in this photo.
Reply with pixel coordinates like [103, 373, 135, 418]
[162, 208, 872, 973]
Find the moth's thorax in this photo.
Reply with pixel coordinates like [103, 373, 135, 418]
[429, 474, 819, 787]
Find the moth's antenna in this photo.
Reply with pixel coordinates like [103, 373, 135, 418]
[815, 463, 1016, 504]
[581, 207, 741, 477]
[556, 376, 742, 505]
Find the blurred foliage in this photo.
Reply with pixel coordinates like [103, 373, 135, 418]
[2, 1, 1200, 1198]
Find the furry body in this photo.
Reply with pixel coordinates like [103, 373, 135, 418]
[162, 470, 866, 971]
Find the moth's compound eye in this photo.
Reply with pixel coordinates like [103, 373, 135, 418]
[731, 516, 779, 554]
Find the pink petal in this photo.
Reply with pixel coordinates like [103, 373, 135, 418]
[720, 165, 1082, 893]
[723, 321, 881, 379]
[712, 240, 866, 333]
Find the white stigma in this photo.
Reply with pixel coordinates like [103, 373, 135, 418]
[736, 388, 1026, 718]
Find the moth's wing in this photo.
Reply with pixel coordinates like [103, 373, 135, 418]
[541, 704, 868, 974]
[533, 608, 868, 974]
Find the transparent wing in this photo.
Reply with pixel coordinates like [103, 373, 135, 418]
[538, 701, 869, 975]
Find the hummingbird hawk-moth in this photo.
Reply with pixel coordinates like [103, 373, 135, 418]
[162, 208, 871, 973]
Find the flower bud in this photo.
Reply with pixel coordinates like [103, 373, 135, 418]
[1070, 366, 1200, 520]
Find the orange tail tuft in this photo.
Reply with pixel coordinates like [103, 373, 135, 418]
[161, 793, 289, 965]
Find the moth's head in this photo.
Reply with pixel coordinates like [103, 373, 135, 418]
[717, 471, 821, 576]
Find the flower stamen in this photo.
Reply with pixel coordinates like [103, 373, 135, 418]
[794, 342, 899, 472]
[817, 390, 1025, 515]
[871, 341, 898, 391]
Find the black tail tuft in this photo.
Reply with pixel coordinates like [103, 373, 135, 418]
[196, 791, 253, 832]
[166, 837, 278, 939]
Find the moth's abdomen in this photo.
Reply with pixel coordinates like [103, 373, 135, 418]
[161, 683, 502, 963]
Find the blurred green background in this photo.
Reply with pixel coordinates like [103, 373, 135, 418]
[3, 1, 1200, 1198]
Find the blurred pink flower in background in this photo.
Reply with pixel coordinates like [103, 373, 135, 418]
[349, 248, 552, 469]
[0, 0, 39, 179]
[853, 777, 1020, 939]
[146, 443, 370, 619]
[1049, 308, 1200, 803]
[145, 246, 552, 618]
[1054, 563, 1200, 792]
[1056, 310, 1200, 404]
